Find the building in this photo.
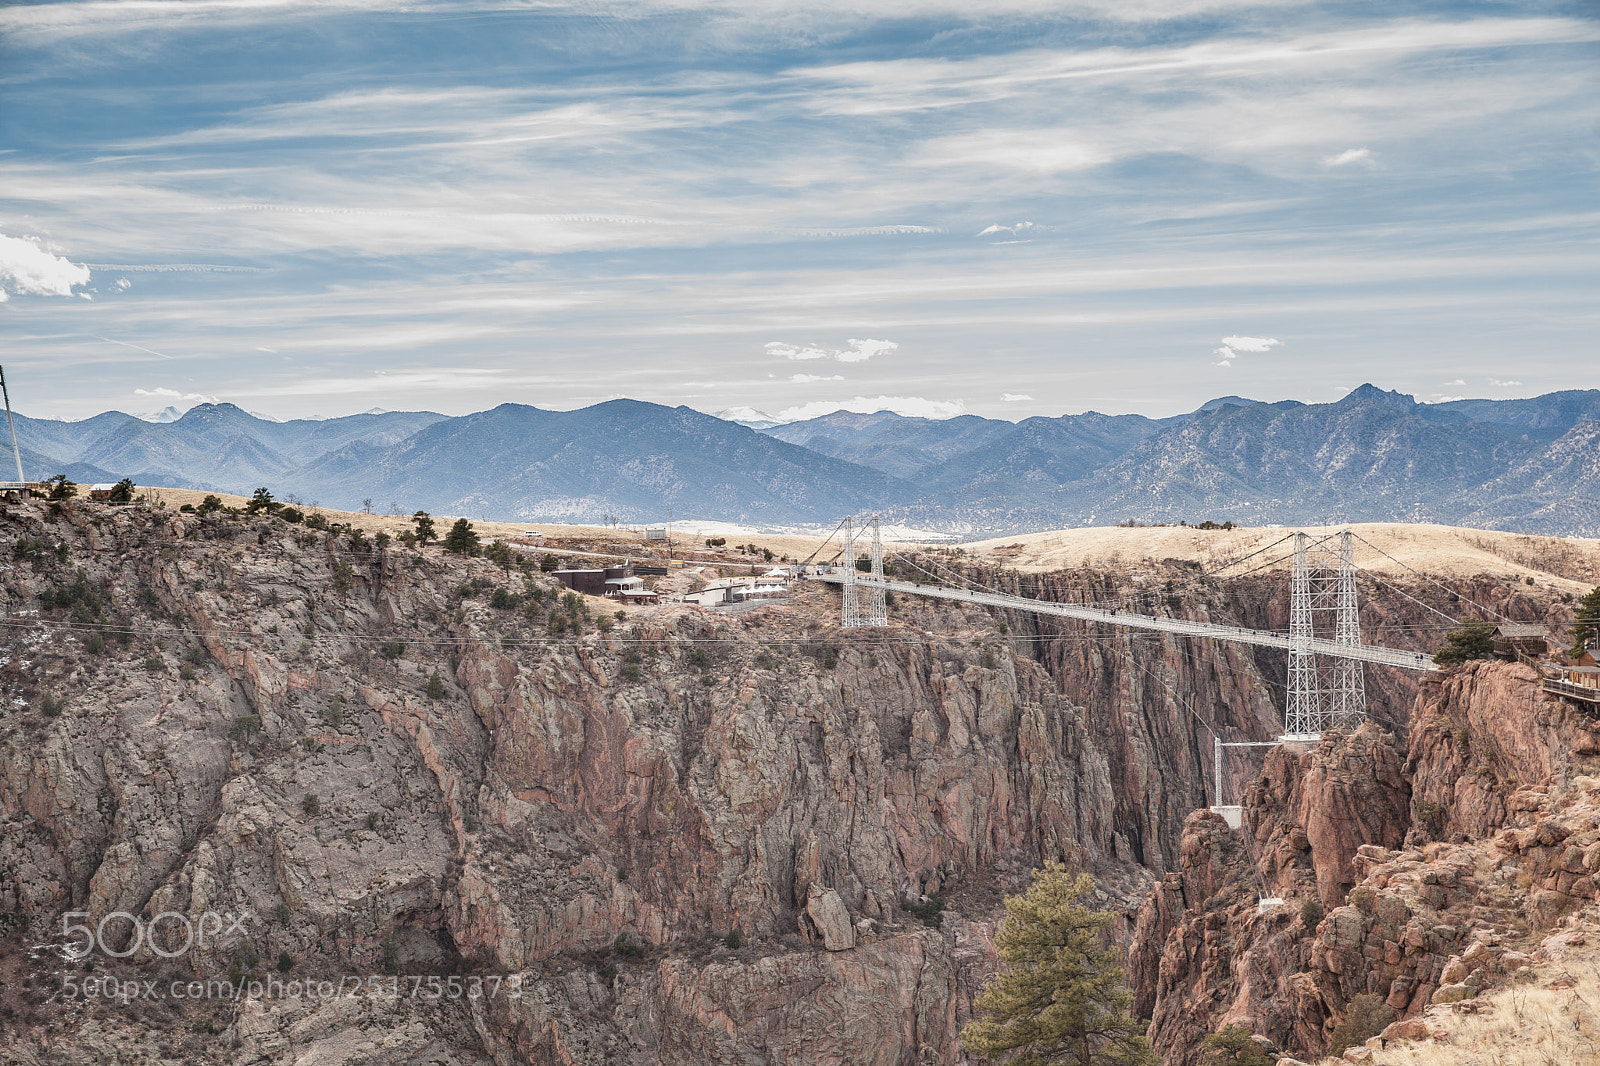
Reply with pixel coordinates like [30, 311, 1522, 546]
[644, 528, 668, 542]
[553, 569, 607, 596]
[1493, 624, 1551, 661]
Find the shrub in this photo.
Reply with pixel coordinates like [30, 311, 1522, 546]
[276, 949, 294, 973]
[179, 664, 197, 681]
[613, 933, 639, 957]
[278, 506, 303, 524]
[547, 612, 567, 635]
[1300, 897, 1325, 927]
[724, 929, 742, 949]
[323, 696, 345, 728]
[822, 647, 839, 670]
[540, 554, 558, 572]
[302, 795, 321, 816]
[1201, 1024, 1273, 1066]
[490, 587, 518, 609]
[1326, 993, 1394, 1057]
[426, 670, 445, 700]
[179, 503, 195, 513]
[275, 902, 291, 924]
[40, 693, 61, 717]
[906, 894, 945, 928]
[686, 648, 710, 670]
[621, 663, 641, 682]
[143, 655, 163, 672]
[228, 714, 261, 741]
[366, 812, 379, 830]
[381, 641, 404, 660]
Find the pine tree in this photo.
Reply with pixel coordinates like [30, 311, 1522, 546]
[43, 474, 78, 500]
[1201, 1025, 1273, 1066]
[107, 478, 135, 504]
[1433, 621, 1495, 666]
[1571, 586, 1600, 655]
[412, 511, 436, 544]
[442, 518, 480, 556]
[960, 863, 1156, 1066]
[245, 487, 280, 514]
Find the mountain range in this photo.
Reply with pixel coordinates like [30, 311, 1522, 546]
[10, 385, 1600, 535]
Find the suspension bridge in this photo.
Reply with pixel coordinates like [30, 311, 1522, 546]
[804, 515, 1444, 742]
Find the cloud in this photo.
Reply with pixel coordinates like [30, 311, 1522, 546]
[765, 338, 899, 363]
[1001, 393, 1033, 402]
[1221, 335, 1281, 352]
[1213, 334, 1281, 366]
[113, 277, 131, 291]
[0, 232, 90, 301]
[1323, 147, 1375, 167]
[1489, 378, 1521, 387]
[134, 386, 216, 403]
[776, 395, 965, 421]
[1443, 379, 1465, 386]
[978, 222, 1037, 237]
[790, 373, 845, 383]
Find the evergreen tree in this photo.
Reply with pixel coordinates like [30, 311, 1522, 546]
[960, 863, 1157, 1066]
[1433, 621, 1495, 666]
[43, 474, 77, 500]
[442, 518, 480, 556]
[426, 669, 445, 700]
[245, 487, 280, 514]
[106, 478, 135, 504]
[1201, 1025, 1273, 1066]
[412, 510, 436, 544]
[485, 539, 514, 573]
[197, 493, 224, 515]
[1571, 586, 1600, 655]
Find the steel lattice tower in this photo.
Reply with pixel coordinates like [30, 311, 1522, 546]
[863, 515, 888, 626]
[840, 515, 888, 627]
[840, 516, 863, 627]
[1284, 530, 1367, 738]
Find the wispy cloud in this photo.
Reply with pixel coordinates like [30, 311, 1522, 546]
[1488, 378, 1522, 387]
[790, 373, 845, 383]
[1001, 393, 1033, 402]
[1323, 147, 1375, 167]
[135, 386, 215, 403]
[766, 338, 899, 363]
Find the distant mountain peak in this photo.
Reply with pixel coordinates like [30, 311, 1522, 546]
[134, 405, 184, 423]
[1196, 395, 1258, 414]
[714, 406, 786, 429]
[1344, 383, 1416, 408]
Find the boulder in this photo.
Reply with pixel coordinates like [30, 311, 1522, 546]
[805, 884, 856, 951]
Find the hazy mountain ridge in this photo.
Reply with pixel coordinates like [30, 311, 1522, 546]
[8, 388, 1600, 535]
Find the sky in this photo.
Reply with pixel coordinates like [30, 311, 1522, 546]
[0, 0, 1596, 424]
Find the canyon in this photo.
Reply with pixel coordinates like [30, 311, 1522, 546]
[0, 497, 1593, 1064]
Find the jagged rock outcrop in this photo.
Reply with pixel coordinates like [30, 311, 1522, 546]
[1130, 660, 1600, 1065]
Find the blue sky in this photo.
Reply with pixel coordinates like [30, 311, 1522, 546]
[0, 0, 1595, 423]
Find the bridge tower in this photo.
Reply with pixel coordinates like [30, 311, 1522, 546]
[840, 516, 862, 627]
[1284, 530, 1366, 738]
[839, 514, 888, 627]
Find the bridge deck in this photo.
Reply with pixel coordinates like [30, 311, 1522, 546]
[809, 572, 1437, 672]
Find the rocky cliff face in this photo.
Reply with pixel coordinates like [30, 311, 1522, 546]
[1129, 661, 1600, 1065]
[0, 500, 1274, 1064]
[0, 497, 1580, 1065]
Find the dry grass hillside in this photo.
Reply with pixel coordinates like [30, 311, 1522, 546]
[129, 492, 1600, 594]
[965, 522, 1600, 592]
